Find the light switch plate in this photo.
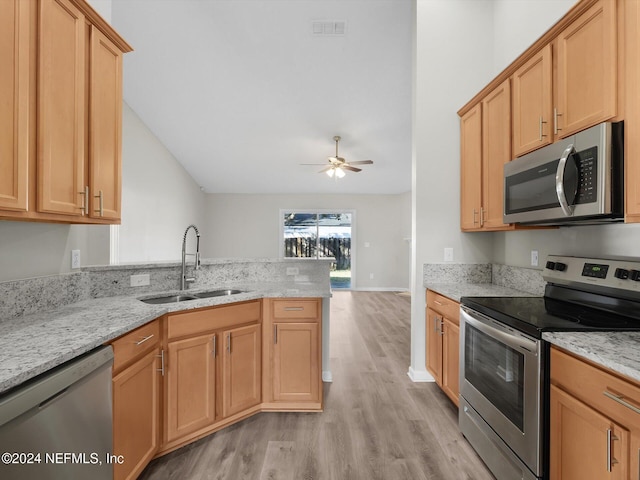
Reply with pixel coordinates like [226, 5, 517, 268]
[71, 250, 81, 269]
[444, 247, 454, 262]
[531, 250, 539, 267]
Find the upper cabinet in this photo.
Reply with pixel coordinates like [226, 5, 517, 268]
[459, 0, 640, 225]
[460, 80, 512, 232]
[512, 45, 553, 157]
[0, 0, 131, 224]
[555, 0, 617, 138]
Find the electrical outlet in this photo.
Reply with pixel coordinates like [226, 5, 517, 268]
[444, 247, 454, 262]
[286, 267, 299, 276]
[130, 274, 150, 287]
[71, 250, 81, 269]
[531, 250, 539, 267]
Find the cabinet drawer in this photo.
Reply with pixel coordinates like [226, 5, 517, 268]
[426, 290, 460, 323]
[167, 300, 261, 340]
[271, 299, 320, 320]
[551, 347, 640, 430]
[111, 319, 160, 373]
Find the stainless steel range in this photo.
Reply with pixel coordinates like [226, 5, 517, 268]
[459, 255, 640, 480]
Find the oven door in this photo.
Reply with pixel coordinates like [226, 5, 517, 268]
[459, 306, 543, 476]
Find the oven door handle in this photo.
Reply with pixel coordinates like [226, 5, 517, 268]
[461, 307, 538, 355]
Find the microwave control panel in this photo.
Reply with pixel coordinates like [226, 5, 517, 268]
[575, 146, 597, 204]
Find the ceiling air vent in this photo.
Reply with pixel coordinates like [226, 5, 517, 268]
[312, 20, 347, 36]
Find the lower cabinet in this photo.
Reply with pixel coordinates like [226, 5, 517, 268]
[165, 333, 216, 444]
[550, 346, 640, 480]
[222, 323, 262, 417]
[111, 320, 161, 480]
[263, 298, 323, 410]
[425, 290, 460, 406]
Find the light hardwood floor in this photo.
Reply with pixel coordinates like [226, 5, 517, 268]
[139, 291, 494, 480]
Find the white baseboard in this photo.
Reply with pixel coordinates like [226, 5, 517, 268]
[322, 370, 333, 382]
[407, 366, 435, 383]
[345, 287, 410, 292]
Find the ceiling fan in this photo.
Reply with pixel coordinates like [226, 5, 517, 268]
[301, 136, 373, 178]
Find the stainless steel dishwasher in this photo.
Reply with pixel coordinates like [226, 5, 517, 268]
[0, 346, 113, 480]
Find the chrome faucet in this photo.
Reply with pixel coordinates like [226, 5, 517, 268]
[181, 224, 201, 290]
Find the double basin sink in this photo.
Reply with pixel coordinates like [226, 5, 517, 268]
[140, 289, 244, 305]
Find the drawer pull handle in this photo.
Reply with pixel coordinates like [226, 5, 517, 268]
[283, 306, 304, 311]
[136, 334, 154, 346]
[603, 390, 640, 415]
[434, 300, 444, 306]
[157, 350, 165, 376]
[607, 428, 619, 473]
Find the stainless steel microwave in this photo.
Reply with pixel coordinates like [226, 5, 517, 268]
[503, 122, 624, 225]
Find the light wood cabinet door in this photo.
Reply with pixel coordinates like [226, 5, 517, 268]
[556, 0, 616, 139]
[425, 307, 443, 384]
[89, 25, 122, 220]
[273, 322, 320, 403]
[113, 348, 161, 480]
[512, 44, 553, 157]
[460, 103, 482, 231]
[550, 384, 629, 480]
[37, 0, 85, 216]
[0, 0, 29, 212]
[222, 324, 261, 418]
[481, 79, 511, 229]
[441, 317, 459, 407]
[165, 333, 216, 443]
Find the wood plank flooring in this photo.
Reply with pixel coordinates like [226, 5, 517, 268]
[139, 291, 494, 480]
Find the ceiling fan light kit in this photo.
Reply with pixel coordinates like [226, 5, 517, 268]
[301, 135, 373, 178]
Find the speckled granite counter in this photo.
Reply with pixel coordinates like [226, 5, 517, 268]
[0, 281, 330, 395]
[426, 283, 535, 302]
[543, 331, 640, 384]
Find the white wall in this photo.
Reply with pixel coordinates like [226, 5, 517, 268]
[117, 103, 206, 263]
[410, 0, 496, 380]
[201, 193, 411, 290]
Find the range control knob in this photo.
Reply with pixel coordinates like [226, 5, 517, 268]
[614, 268, 630, 280]
[545, 261, 556, 270]
[554, 262, 567, 272]
[629, 270, 640, 281]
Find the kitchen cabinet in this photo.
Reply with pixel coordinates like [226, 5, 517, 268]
[0, 0, 29, 212]
[111, 320, 162, 480]
[161, 300, 262, 453]
[263, 298, 323, 410]
[0, 0, 131, 224]
[425, 290, 459, 406]
[460, 79, 512, 232]
[550, 346, 640, 480]
[512, 45, 553, 157]
[512, 0, 616, 157]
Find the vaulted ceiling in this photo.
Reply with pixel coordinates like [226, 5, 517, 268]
[111, 0, 412, 195]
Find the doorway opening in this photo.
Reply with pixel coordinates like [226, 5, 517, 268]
[281, 211, 354, 289]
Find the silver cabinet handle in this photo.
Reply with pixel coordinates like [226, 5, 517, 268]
[274, 325, 278, 344]
[556, 144, 576, 217]
[480, 207, 485, 227]
[434, 300, 444, 306]
[439, 318, 444, 336]
[434, 316, 440, 333]
[606, 428, 619, 473]
[212, 334, 217, 357]
[539, 116, 547, 140]
[157, 349, 165, 376]
[94, 190, 104, 216]
[603, 390, 640, 415]
[554, 108, 562, 135]
[135, 334, 154, 346]
[473, 209, 479, 225]
[284, 306, 304, 311]
[226, 333, 231, 353]
[78, 186, 89, 215]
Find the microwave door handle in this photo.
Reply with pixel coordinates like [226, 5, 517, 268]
[556, 144, 576, 217]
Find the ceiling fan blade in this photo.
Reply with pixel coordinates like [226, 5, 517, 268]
[347, 160, 373, 165]
[318, 165, 334, 173]
[300, 163, 330, 165]
[342, 165, 362, 173]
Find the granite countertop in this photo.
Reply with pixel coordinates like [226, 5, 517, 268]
[0, 281, 330, 395]
[426, 283, 536, 302]
[543, 331, 640, 384]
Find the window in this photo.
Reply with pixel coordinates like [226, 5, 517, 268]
[281, 210, 354, 289]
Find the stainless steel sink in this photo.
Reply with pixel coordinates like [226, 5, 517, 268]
[193, 289, 244, 298]
[140, 294, 198, 304]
